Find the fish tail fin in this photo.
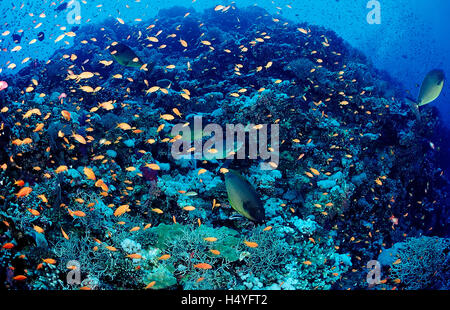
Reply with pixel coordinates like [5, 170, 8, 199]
[405, 97, 421, 120]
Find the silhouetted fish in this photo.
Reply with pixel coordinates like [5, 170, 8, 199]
[37, 32, 45, 41]
[55, 2, 68, 12]
[12, 33, 23, 44]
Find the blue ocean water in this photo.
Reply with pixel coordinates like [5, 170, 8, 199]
[0, 0, 448, 292]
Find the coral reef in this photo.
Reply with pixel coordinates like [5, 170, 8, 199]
[0, 5, 448, 291]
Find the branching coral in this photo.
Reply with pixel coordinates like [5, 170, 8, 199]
[389, 236, 449, 289]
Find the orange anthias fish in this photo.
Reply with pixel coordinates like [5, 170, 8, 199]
[145, 281, 156, 289]
[14, 180, 25, 187]
[117, 123, 132, 130]
[69, 209, 86, 217]
[2, 243, 14, 249]
[114, 204, 130, 217]
[95, 179, 109, 192]
[126, 253, 142, 259]
[73, 133, 87, 144]
[194, 263, 212, 270]
[61, 227, 69, 240]
[243, 241, 258, 248]
[42, 258, 57, 265]
[158, 254, 170, 260]
[16, 187, 32, 198]
[83, 167, 96, 180]
[61, 110, 71, 121]
[203, 237, 217, 242]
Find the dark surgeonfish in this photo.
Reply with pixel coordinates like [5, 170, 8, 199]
[110, 42, 144, 68]
[37, 32, 45, 41]
[224, 169, 265, 223]
[55, 2, 68, 12]
[407, 69, 445, 118]
[12, 32, 23, 44]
